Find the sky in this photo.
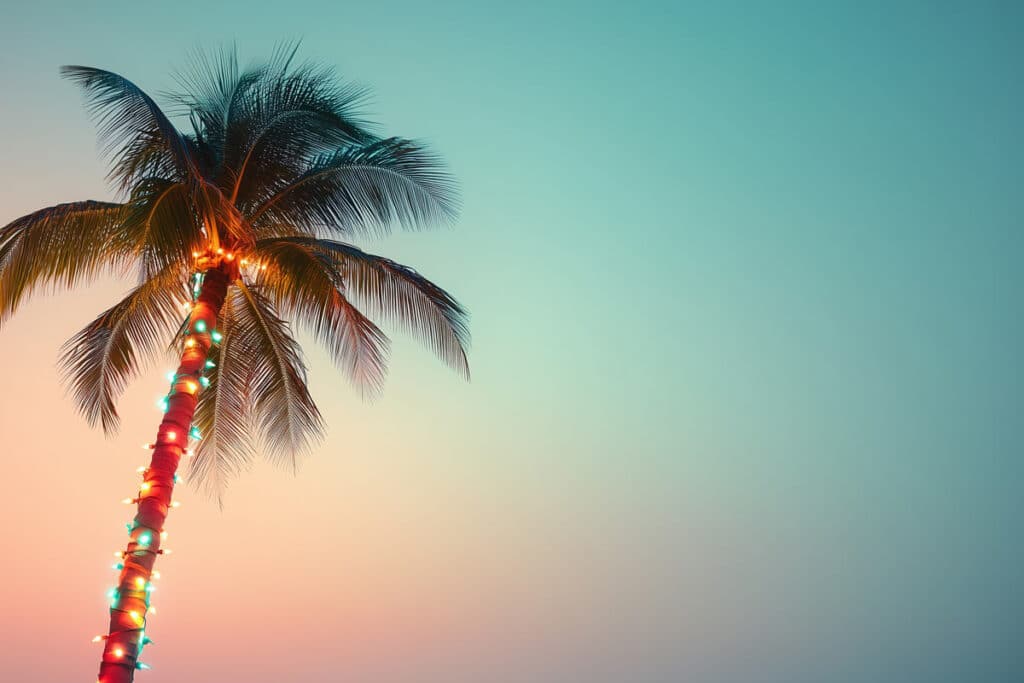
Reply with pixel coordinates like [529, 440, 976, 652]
[0, 1, 1021, 681]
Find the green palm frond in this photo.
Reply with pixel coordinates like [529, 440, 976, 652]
[189, 290, 256, 503]
[0, 201, 128, 323]
[255, 237, 469, 379]
[234, 281, 323, 470]
[252, 238, 390, 397]
[248, 137, 458, 238]
[61, 66, 199, 190]
[58, 264, 190, 433]
[121, 179, 202, 277]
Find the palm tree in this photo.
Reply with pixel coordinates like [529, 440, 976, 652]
[0, 46, 469, 683]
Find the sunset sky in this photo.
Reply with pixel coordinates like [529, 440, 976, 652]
[0, 1, 1021, 682]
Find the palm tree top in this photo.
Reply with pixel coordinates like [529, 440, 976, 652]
[0, 45, 470, 500]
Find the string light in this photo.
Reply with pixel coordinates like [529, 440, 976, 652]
[99, 277, 214, 666]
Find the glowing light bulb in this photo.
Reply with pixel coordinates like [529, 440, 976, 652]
[122, 498, 134, 505]
[194, 320, 207, 333]
[139, 482, 151, 492]
[216, 247, 224, 255]
[160, 531, 168, 540]
[142, 443, 154, 450]
[165, 371, 176, 382]
[138, 532, 152, 546]
[170, 501, 182, 509]
[200, 376, 210, 388]
[261, 263, 267, 270]
[112, 563, 123, 570]
[113, 647, 124, 658]
[241, 259, 248, 265]
[135, 577, 146, 589]
[189, 426, 201, 439]
[136, 662, 152, 670]
[166, 431, 177, 441]
[149, 606, 158, 614]
[129, 610, 143, 625]
[136, 466, 147, 473]
[192, 251, 199, 258]
[152, 571, 161, 580]
[186, 381, 198, 393]
[92, 635, 105, 642]
[211, 330, 223, 343]
[185, 338, 196, 348]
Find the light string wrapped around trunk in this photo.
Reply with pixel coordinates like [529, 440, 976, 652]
[94, 264, 231, 682]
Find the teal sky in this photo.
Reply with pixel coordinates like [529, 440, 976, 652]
[0, 2, 1021, 682]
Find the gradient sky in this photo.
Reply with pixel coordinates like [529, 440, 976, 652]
[0, 2, 1021, 682]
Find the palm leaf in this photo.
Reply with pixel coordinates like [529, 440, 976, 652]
[255, 237, 469, 379]
[252, 238, 390, 397]
[248, 137, 458, 238]
[61, 65, 199, 189]
[233, 281, 323, 469]
[0, 201, 128, 323]
[58, 263, 190, 433]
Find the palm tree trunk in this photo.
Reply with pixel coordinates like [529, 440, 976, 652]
[97, 264, 230, 683]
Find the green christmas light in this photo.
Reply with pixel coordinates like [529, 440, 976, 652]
[189, 426, 202, 439]
[210, 330, 223, 343]
[205, 359, 216, 369]
[194, 320, 207, 333]
[138, 532, 152, 547]
[199, 376, 210, 388]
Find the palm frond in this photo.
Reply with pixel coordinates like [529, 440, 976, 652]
[61, 66, 199, 190]
[120, 179, 203, 278]
[252, 238, 390, 397]
[233, 281, 323, 469]
[247, 137, 458, 238]
[255, 237, 469, 379]
[57, 263, 190, 433]
[0, 201, 128, 323]
[189, 288, 256, 504]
